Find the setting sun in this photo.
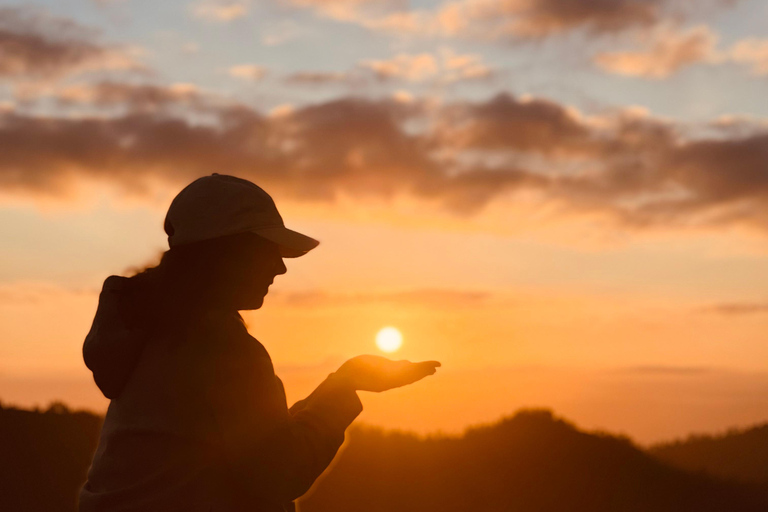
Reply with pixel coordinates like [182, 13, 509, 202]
[376, 327, 403, 353]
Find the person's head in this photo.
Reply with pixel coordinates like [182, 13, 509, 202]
[125, 174, 315, 329]
[130, 231, 286, 313]
[205, 231, 287, 311]
[163, 173, 318, 258]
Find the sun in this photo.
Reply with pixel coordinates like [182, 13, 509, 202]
[375, 327, 403, 353]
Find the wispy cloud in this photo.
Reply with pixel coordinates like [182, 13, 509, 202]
[0, 6, 143, 87]
[270, 288, 493, 308]
[54, 81, 204, 110]
[228, 64, 267, 81]
[192, 0, 249, 21]
[283, 71, 357, 86]
[361, 53, 440, 82]
[593, 24, 768, 80]
[314, 0, 735, 42]
[594, 25, 720, 79]
[361, 49, 493, 83]
[620, 365, 713, 375]
[729, 38, 768, 75]
[280, 50, 493, 88]
[703, 302, 768, 315]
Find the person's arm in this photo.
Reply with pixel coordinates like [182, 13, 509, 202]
[207, 332, 361, 507]
[239, 374, 362, 502]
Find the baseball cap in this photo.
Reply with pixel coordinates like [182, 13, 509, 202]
[163, 173, 319, 258]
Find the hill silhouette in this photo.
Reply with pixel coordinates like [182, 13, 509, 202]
[651, 423, 768, 485]
[0, 401, 102, 512]
[1, 402, 766, 511]
[298, 410, 768, 512]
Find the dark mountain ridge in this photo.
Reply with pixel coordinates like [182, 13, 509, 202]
[1, 401, 766, 512]
[0, 402, 102, 512]
[651, 422, 768, 485]
[299, 409, 768, 512]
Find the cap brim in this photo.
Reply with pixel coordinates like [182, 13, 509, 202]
[251, 226, 319, 258]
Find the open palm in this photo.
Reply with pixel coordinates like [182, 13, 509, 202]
[334, 355, 441, 392]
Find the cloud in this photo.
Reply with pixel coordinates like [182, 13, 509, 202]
[283, 71, 354, 85]
[0, 6, 141, 84]
[288, 0, 405, 22]
[361, 53, 440, 82]
[360, 49, 493, 83]
[281, 50, 493, 89]
[589, 24, 768, 80]
[0, 282, 95, 305]
[475, 0, 663, 39]
[433, 93, 596, 156]
[594, 25, 720, 79]
[440, 48, 494, 81]
[192, 0, 249, 21]
[270, 289, 493, 308]
[54, 81, 205, 110]
[3, 84, 768, 234]
[728, 38, 768, 75]
[703, 303, 768, 315]
[228, 64, 267, 81]
[621, 366, 712, 375]
[324, 0, 683, 40]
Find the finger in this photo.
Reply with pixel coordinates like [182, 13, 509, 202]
[394, 360, 440, 369]
[414, 361, 441, 375]
[396, 362, 440, 384]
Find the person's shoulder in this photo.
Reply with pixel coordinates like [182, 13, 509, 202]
[103, 274, 129, 288]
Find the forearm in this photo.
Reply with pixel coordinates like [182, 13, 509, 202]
[289, 372, 357, 418]
[226, 374, 362, 504]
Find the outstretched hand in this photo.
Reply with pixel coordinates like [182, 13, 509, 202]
[333, 355, 441, 392]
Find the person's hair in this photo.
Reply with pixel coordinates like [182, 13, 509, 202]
[123, 232, 257, 335]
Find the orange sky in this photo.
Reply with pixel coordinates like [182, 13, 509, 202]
[3, 187, 768, 443]
[2, 0, 768, 444]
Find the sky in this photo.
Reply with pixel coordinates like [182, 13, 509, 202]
[1, 0, 768, 444]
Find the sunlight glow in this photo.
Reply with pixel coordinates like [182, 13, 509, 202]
[376, 327, 403, 353]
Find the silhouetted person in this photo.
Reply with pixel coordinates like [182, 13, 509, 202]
[79, 174, 440, 511]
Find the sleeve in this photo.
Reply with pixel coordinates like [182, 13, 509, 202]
[207, 322, 362, 506]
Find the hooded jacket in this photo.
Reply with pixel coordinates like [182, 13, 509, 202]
[79, 275, 362, 512]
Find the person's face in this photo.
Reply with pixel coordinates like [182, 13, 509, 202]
[220, 233, 287, 310]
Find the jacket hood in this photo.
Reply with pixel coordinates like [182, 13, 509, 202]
[83, 275, 150, 399]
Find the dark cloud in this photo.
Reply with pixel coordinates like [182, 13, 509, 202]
[283, 71, 358, 86]
[354, 0, 737, 42]
[2, 84, 768, 233]
[434, 93, 597, 156]
[497, 0, 663, 38]
[703, 303, 768, 315]
[55, 82, 206, 110]
[0, 7, 139, 83]
[620, 366, 712, 375]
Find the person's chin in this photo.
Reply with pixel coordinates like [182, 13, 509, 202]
[240, 295, 265, 311]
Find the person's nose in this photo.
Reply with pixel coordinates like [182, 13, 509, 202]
[275, 257, 287, 276]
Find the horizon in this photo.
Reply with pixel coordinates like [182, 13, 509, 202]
[4, 396, 767, 450]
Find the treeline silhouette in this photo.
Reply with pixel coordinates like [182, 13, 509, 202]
[651, 423, 768, 485]
[0, 401, 102, 512]
[2, 401, 767, 512]
[298, 410, 768, 512]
